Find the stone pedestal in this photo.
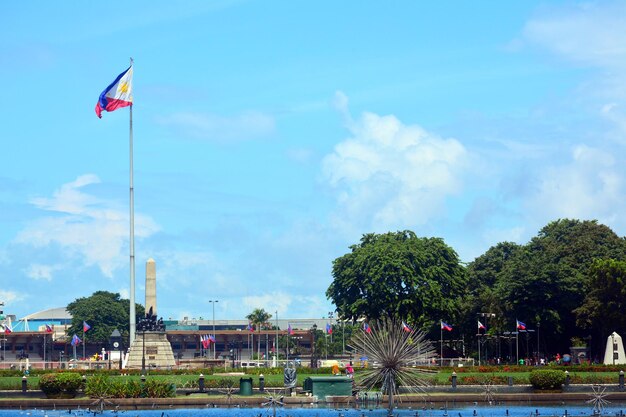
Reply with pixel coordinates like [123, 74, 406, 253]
[125, 331, 176, 370]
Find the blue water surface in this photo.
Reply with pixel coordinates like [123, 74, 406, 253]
[3, 405, 626, 417]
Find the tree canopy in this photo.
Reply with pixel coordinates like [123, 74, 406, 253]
[326, 230, 467, 333]
[66, 291, 145, 345]
[464, 219, 626, 354]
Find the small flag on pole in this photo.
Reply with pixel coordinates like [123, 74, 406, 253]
[95, 65, 133, 118]
[45, 324, 53, 333]
[71, 334, 81, 346]
[83, 321, 91, 332]
[478, 321, 486, 330]
[247, 323, 253, 331]
[3, 324, 12, 334]
[516, 320, 526, 330]
[288, 324, 295, 335]
[402, 321, 412, 332]
[441, 321, 453, 331]
[363, 322, 372, 334]
[326, 323, 332, 334]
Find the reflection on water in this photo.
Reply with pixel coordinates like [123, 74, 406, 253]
[3, 405, 626, 417]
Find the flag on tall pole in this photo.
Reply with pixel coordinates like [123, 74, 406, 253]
[478, 320, 486, 331]
[2, 324, 11, 334]
[441, 321, 453, 331]
[288, 324, 295, 336]
[363, 322, 372, 334]
[95, 60, 136, 344]
[95, 65, 133, 118]
[516, 320, 526, 330]
[45, 324, 53, 333]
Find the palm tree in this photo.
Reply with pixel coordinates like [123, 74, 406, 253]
[350, 318, 436, 416]
[246, 308, 272, 364]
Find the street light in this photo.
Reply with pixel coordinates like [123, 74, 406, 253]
[310, 324, 317, 368]
[209, 300, 218, 359]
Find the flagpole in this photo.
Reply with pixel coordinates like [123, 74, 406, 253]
[515, 322, 519, 364]
[129, 57, 136, 345]
[83, 328, 86, 360]
[478, 327, 481, 366]
[440, 322, 443, 366]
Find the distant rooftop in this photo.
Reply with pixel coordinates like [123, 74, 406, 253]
[22, 307, 71, 321]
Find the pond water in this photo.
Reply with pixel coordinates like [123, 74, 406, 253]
[4, 404, 626, 417]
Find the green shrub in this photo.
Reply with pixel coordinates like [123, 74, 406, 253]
[529, 370, 566, 390]
[84, 375, 174, 398]
[39, 372, 83, 397]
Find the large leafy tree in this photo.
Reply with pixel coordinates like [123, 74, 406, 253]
[326, 230, 467, 334]
[66, 291, 145, 345]
[574, 259, 626, 348]
[469, 219, 626, 354]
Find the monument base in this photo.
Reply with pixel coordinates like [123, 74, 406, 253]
[126, 331, 176, 370]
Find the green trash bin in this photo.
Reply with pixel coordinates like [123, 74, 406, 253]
[239, 377, 253, 396]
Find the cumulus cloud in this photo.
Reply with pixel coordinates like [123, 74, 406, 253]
[526, 145, 623, 224]
[14, 175, 159, 278]
[156, 111, 275, 142]
[322, 92, 468, 231]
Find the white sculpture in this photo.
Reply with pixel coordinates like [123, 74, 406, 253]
[603, 332, 626, 365]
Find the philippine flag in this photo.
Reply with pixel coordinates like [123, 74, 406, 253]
[441, 321, 453, 331]
[247, 323, 253, 332]
[478, 321, 486, 330]
[363, 323, 372, 334]
[95, 65, 133, 118]
[83, 321, 91, 332]
[326, 323, 332, 334]
[402, 321, 412, 332]
[288, 324, 295, 336]
[516, 320, 526, 330]
[71, 334, 81, 346]
[3, 324, 12, 334]
[45, 324, 53, 333]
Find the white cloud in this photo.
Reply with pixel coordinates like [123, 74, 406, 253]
[523, 2, 626, 139]
[523, 2, 626, 69]
[526, 145, 623, 224]
[0, 290, 22, 305]
[14, 175, 159, 278]
[322, 93, 468, 231]
[157, 111, 275, 142]
[23, 263, 59, 281]
[243, 293, 292, 317]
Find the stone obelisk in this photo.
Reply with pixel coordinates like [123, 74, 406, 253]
[125, 258, 176, 370]
[145, 258, 157, 316]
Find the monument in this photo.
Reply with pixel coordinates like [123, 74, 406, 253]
[125, 258, 176, 370]
[603, 332, 626, 365]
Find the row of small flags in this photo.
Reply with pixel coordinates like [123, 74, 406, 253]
[359, 319, 528, 334]
[244, 323, 296, 336]
[200, 334, 216, 349]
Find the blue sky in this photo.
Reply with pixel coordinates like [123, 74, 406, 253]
[1, 1, 625, 323]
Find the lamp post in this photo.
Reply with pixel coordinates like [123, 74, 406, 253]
[141, 321, 146, 375]
[209, 300, 218, 359]
[310, 324, 317, 368]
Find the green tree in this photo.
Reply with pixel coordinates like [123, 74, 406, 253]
[245, 308, 272, 362]
[326, 231, 467, 334]
[468, 219, 626, 351]
[574, 259, 626, 344]
[66, 291, 145, 345]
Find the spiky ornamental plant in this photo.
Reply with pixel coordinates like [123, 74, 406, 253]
[350, 318, 436, 415]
